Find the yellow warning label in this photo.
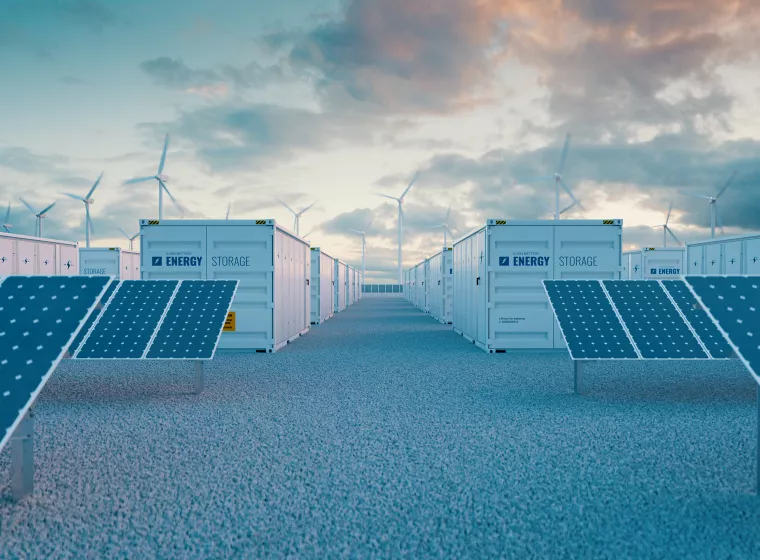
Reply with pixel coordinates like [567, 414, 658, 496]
[494, 220, 506, 225]
[602, 219, 614, 225]
[255, 220, 267, 225]
[147, 220, 160, 225]
[223, 312, 236, 332]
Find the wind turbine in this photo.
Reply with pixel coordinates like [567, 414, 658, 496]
[124, 133, 181, 220]
[61, 172, 103, 248]
[375, 172, 418, 284]
[2, 202, 11, 233]
[519, 133, 583, 219]
[225, 202, 231, 220]
[654, 202, 682, 246]
[431, 205, 455, 247]
[680, 171, 736, 238]
[119, 227, 140, 250]
[276, 198, 315, 235]
[541, 200, 577, 219]
[19, 198, 56, 237]
[349, 228, 366, 289]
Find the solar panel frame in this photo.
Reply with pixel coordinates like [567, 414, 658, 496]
[542, 279, 642, 361]
[601, 279, 710, 360]
[683, 275, 760, 386]
[143, 279, 239, 360]
[0, 275, 112, 453]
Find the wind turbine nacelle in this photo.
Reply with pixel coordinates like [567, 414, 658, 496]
[158, 174, 169, 182]
[85, 198, 95, 204]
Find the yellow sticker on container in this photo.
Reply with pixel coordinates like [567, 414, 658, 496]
[223, 311, 236, 332]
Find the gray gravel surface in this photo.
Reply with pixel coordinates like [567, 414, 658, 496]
[2, 297, 760, 558]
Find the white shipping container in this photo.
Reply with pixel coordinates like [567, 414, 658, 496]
[79, 247, 140, 280]
[334, 259, 347, 312]
[624, 247, 685, 279]
[348, 267, 356, 305]
[453, 219, 623, 352]
[0, 231, 78, 276]
[139, 219, 310, 352]
[428, 248, 454, 324]
[686, 233, 760, 275]
[310, 247, 335, 324]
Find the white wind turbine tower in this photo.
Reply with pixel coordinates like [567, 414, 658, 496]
[276, 198, 315, 236]
[19, 198, 56, 237]
[61, 172, 103, 248]
[119, 227, 140, 250]
[349, 228, 366, 288]
[541, 200, 577, 219]
[431, 205, 455, 247]
[124, 134, 182, 220]
[375, 172, 418, 285]
[225, 202, 231, 220]
[654, 202, 682, 247]
[2, 202, 11, 232]
[521, 133, 584, 219]
[680, 171, 736, 239]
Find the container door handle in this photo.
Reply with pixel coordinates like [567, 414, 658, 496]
[476, 277, 480, 285]
[306, 279, 310, 285]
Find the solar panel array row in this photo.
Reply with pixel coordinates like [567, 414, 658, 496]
[72, 279, 238, 361]
[544, 279, 734, 361]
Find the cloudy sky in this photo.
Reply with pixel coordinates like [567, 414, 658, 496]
[1, 0, 759, 282]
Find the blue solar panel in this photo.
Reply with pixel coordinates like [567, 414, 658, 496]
[145, 280, 238, 360]
[543, 280, 639, 360]
[0, 276, 111, 452]
[602, 280, 708, 359]
[661, 280, 734, 359]
[684, 276, 760, 382]
[67, 279, 120, 356]
[74, 280, 179, 359]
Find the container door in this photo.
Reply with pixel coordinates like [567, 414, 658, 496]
[630, 253, 643, 279]
[141, 225, 206, 280]
[443, 250, 453, 323]
[60, 245, 78, 275]
[724, 241, 742, 274]
[704, 244, 722, 275]
[17, 240, 36, 275]
[687, 246, 703, 274]
[746, 239, 760, 275]
[37, 243, 56, 276]
[642, 249, 684, 279]
[0, 237, 14, 275]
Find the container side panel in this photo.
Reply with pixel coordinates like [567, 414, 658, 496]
[79, 249, 122, 277]
[687, 246, 704, 274]
[0, 237, 15, 275]
[60, 244, 78, 276]
[630, 253, 643, 279]
[724, 241, 742, 274]
[641, 249, 685, 279]
[443, 249, 454, 323]
[36, 242, 57, 276]
[17, 240, 37, 275]
[320, 252, 333, 320]
[310, 251, 320, 323]
[141, 225, 207, 280]
[746, 239, 760, 275]
[704, 243, 723, 274]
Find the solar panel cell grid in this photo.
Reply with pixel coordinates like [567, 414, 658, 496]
[145, 280, 237, 360]
[1, 276, 110, 451]
[74, 280, 179, 359]
[67, 279, 120, 356]
[684, 276, 760, 381]
[544, 280, 639, 360]
[661, 279, 734, 360]
[603, 280, 708, 360]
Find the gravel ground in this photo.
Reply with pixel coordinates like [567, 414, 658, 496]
[1, 297, 760, 558]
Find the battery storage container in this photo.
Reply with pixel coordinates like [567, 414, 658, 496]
[686, 233, 760, 274]
[139, 219, 310, 352]
[79, 247, 140, 280]
[624, 247, 685, 279]
[0, 231, 78, 276]
[310, 247, 335, 324]
[428, 247, 453, 324]
[334, 258, 347, 312]
[453, 219, 623, 352]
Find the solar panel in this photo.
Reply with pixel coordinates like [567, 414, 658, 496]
[74, 280, 179, 359]
[67, 279, 120, 356]
[684, 276, 760, 383]
[145, 280, 238, 360]
[661, 279, 734, 360]
[602, 280, 708, 360]
[543, 280, 639, 360]
[1, 276, 111, 452]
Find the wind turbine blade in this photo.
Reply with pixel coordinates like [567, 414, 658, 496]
[559, 201, 576, 214]
[400, 172, 419, 199]
[558, 179, 580, 205]
[225, 202, 231, 220]
[61, 192, 84, 202]
[157, 133, 169, 174]
[444, 205, 451, 225]
[665, 202, 673, 226]
[19, 197, 37, 215]
[715, 170, 737, 199]
[159, 180, 178, 204]
[130, 232, 140, 241]
[118, 227, 131, 239]
[298, 202, 316, 215]
[124, 176, 155, 185]
[39, 201, 56, 215]
[666, 227, 682, 245]
[374, 193, 399, 201]
[679, 191, 712, 200]
[556, 133, 571, 175]
[276, 198, 296, 215]
[87, 172, 104, 198]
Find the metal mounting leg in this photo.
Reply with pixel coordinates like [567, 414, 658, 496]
[756, 385, 759, 495]
[11, 408, 34, 502]
[573, 360, 583, 394]
[194, 361, 204, 395]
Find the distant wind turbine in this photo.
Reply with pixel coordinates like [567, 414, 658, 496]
[302, 229, 315, 240]
[375, 172, 418, 284]
[349, 228, 366, 289]
[2, 202, 11, 233]
[61, 172, 103, 248]
[519, 133, 584, 219]
[124, 133, 182, 220]
[653, 202, 682, 246]
[276, 198, 315, 235]
[119, 227, 140, 250]
[225, 202, 231, 220]
[431, 205, 455, 247]
[679, 171, 736, 239]
[19, 198, 56, 237]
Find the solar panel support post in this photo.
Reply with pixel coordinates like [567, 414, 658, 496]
[573, 360, 583, 394]
[757, 384, 760, 495]
[194, 361, 204, 395]
[10, 407, 34, 502]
